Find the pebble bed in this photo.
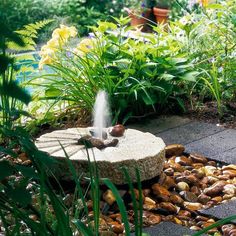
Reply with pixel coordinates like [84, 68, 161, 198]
[3, 144, 236, 236]
[91, 144, 236, 236]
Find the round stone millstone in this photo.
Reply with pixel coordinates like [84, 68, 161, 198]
[35, 128, 166, 185]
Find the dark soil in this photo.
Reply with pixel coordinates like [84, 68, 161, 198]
[184, 101, 236, 129]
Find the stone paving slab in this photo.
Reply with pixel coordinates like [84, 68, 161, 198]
[185, 129, 236, 162]
[128, 115, 191, 134]
[211, 147, 236, 164]
[200, 200, 236, 224]
[131, 222, 207, 236]
[157, 121, 225, 145]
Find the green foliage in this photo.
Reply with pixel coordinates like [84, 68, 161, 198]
[0, 20, 52, 134]
[168, 0, 236, 115]
[37, 18, 196, 123]
[0, 0, 127, 42]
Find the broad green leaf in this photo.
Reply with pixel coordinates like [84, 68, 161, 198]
[0, 161, 15, 180]
[206, 4, 224, 9]
[0, 81, 31, 104]
[181, 72, 198, 82]
[0, 146, 17, 158]
[45, 88, 62, 97]
[5, 186, 32, 207]
[15, 165, 38, 179]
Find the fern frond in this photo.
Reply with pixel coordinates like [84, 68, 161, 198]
[7, 19, 54, 52]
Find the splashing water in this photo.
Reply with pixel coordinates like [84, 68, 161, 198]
[93, 90, 111, 139]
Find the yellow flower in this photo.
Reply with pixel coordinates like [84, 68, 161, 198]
[46, 37, 60, 50]
[52, 24, 77, 42]
[39, 45, 55, 57]
[39, 25, 77, 69]
[38, 55, 52, 70]
[74, 38, 94, 56]
[198, 0, 208, 7]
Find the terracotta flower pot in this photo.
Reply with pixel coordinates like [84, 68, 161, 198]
[153, 7, 170, 24]
[129, 9, 152, 32]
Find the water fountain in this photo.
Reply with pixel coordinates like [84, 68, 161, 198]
[35, 91, 166, 184]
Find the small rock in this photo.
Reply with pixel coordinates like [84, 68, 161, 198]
[211, 196, 223, 203]
[164, 168, 174, 176]
[207, 176, 219, 184]
[144, 197, 156, 205]
[207, 161, 217, 167]
[190, 226, 202, 231]
[160, 176, 176, 190]
[176, 175, 198, 185]
[223, 170, 236, 178]
[180, 191, 198, 202]
[176, 182, 190, 191]
[191, 169, 205, 179]
[202, 222, 218, 233]
[192, 163, 204, 169]
[22, 160, 32, 166]
[178, 210, 191, 218]
[143, 197, 156, 210]
[146, 213, 161, 225]
[173, 217, 182, 225]
[18, 152, 28, 162]
[201, 176, 209, 185]
[165, 144, 185, 157]
[218, 174, 231, 181]
[103, 190, 116, 205]
[84, 137, 105, 149]
[198, 193, 211, 204]
[183, 202, 203, 211]
[152, 184, 171, 201]
[170, 194, 184, 206]
[103, 139, 119, 148]
[203, 180, 227, 197]
[195, 215, 209, 222]
[109, 124, 125, 137]
[159, 202, 178, 214]
[175, 156, 192, 166]
[223, 194, 235, 200]
[222, 165, 236, 171]
[170, 163, 185, 172]
[222, 224, 235, 235]
[29, 214, 38, 221]
[229, 229, 236, 236]
[223, 184, 236, 195]
[201, 166, 217, 176]
[190, 186, 201, 196]
[189, 153, 208, 164]
[142, 189, 151, 197]
[111, 222, 124, 234]
[207, 218, 215, 223]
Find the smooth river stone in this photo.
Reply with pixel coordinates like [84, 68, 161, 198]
[35, 128, 166, 184]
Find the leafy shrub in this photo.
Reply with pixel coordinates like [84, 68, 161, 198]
[168, 0, 236, 115]
[36, 17, 196, 123]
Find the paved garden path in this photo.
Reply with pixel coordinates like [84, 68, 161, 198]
[129, 116, 236, 236]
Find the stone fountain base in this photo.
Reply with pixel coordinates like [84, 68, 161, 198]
[35, 128, 166, 184]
